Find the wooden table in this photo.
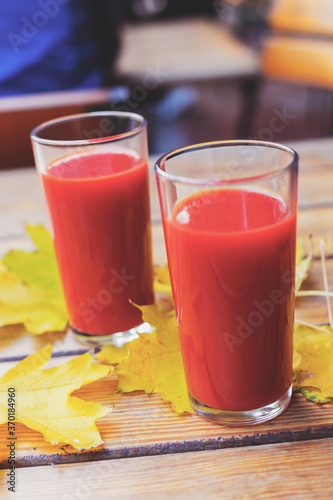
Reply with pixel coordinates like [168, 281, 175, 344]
[115, 17, 259, 85]
[1, 138, 333, 499]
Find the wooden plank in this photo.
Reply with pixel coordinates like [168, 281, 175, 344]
[115, 18, 259, 84]
[298, 162, 333, 210]
[298, 207, 333, 254]
[1, 437, 333, 500]
[0, 325, 88, 363]
[0, 363, 332, 468]
[288, 137, 333, 161]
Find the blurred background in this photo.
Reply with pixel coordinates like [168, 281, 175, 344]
[1, 0, 333, 166]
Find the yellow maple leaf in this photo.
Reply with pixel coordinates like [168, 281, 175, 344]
[0, 345, 111, 450]
[294, 386, 329, 404]
[0, 263, 67, 334]
[2, 225, 64, 298]
[295, 238, 312, 293]
[154, 264, 172, 294]
[293, 323, 333, 403]
[293, 350, 302, 370]
[116, 304, 193, 414]
[95, 344, 128, 365]
[0, 225, 68, 333]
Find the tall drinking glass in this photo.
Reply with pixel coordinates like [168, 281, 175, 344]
[155, 141, 298, 425]
[31, 112, 154, 346]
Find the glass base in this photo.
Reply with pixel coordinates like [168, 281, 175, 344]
[189, 385, 292, 426]
[71, 322, 154, 348]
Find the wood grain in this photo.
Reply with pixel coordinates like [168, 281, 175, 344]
[0, 368, 332, 468]
[0, 138, 333, 490]
[297, 208, 333, 257]
[1, 438, 333, 500]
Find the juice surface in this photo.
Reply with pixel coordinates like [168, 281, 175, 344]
[165, 188, 296, 411]
[42, 152, 154, 335]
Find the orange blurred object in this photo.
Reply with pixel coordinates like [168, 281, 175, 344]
[262, 0, 333, 89]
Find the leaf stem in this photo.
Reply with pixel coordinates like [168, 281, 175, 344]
[294, 318, 332, 334]
[296, 290, 333, 298]
[320, 239, 333, 330]
[296, 235, 313, 292]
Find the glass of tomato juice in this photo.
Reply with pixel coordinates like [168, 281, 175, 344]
[31, 112, 154, 346]
[155, 141, 298, 425]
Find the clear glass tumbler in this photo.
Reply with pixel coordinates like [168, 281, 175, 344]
[155, 140, 298, 425]
[31, 112, 154, 346]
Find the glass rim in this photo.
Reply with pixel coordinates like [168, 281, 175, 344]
[155, 140, 299, 186]
[30, 111, 147, 147]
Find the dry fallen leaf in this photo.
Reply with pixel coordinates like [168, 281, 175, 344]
[293, 323, 333, 403]
[293, 237, 333, 403]
[2, 225, 66, 307]
[0, 263, 67, 334]
[294, 387, 329, 404]
[154, 264, 172, 294]
[0, 345, 111, 449]
[0, 225, 68, 333]
[95, 344, 128, 365]
[295, 237, 313, 293]
[116, 304, 193, 414]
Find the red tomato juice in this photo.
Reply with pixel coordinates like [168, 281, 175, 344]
[164, 188, 296, 411]
[42, 152, 154, 335]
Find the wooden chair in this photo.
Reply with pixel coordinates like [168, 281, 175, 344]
[0, 88, 114, 169]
